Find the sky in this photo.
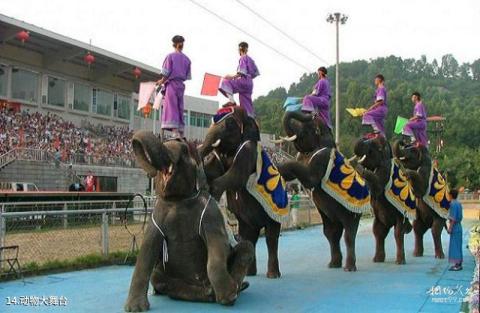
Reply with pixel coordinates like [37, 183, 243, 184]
[1, 0, 479, 101]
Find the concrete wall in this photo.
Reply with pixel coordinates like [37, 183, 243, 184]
[0, 160, 148, 193]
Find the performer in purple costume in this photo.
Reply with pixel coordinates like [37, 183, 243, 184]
[157, 35, 191, 138]
[219, 42, 260, 117]
[403, 92, 428, 147]
[362, 74, 388, 136]
[302, 66, 332, 129]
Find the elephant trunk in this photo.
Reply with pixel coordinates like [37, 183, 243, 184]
[132, 131, 172, 177]
[392, 139, 405, 160]
[199, 128, 219, 159]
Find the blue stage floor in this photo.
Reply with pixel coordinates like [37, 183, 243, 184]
[0, 219, 475, 313]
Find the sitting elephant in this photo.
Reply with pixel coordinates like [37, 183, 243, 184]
[392, 140, 446, 258]
[124, 131, 254, 312]
[351, 136, 413, 264]
[275, 111, 365, 271]
[199, 106, 283, 278]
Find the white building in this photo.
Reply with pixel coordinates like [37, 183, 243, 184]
[0, 13, 217, 141]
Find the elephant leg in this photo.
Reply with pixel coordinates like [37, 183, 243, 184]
[228, 241, 255, 287]
[238, 219, 260, 276]
[343, 215, 360, 272]
[431, 218, 445, 259]
[264, 221, 282, 278]
[372, 217, 388, 262]
[150, 262, 167, 295]
[165, 279, 215, 303]
[412, 219, 427, 257]
[322, 216, 343, 268]
[125, 223, 162, 312]
[394, 219, 407, 265]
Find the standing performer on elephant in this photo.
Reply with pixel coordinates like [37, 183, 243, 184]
[362, 74, 388, 137]
[447, 189, 463, 271]
[219, 42, 260, 118]
[157, 35, 191, 139]
[402, 92, 428, 147]
[302, 66, 332, 129]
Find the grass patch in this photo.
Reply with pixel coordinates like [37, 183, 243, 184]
[0, 250, 138, 282]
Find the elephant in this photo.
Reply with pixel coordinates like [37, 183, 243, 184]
[392, 140, 446, 258]
[124, 131, 254, 312]
[274, 111, 362, 271]
[199, 105, 283, 279]
[351, 136, 413, 264]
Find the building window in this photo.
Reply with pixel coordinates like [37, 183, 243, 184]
[117, 94, 130, 120]
[95, 89, 113, 116]
[73, 83, 90, 112]
[0, 64, 7, 97]
[133, 100, 142, 117]
[47, 76, 66, 107]
[204, 114, 212, 128]
[11, 68, 38, 102]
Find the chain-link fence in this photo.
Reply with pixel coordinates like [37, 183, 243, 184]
[0, 195, 320, 278]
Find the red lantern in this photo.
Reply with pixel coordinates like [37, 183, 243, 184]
[84, 52, 95, 66]
[143, 103, 152, 118]
[16, 30, 30, 44]
[133, 67, 142, 79]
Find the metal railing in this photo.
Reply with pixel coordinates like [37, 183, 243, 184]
[0, 149, 19, 169]
[0, 195, 319, 274]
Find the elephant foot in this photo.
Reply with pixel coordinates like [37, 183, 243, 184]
[328, 260, 342, 268]
[413, 250, 424, 257]
[266, 271, 281, 279]
[395, 258, 406, 265]
[152, 282, 167, 295]
[373, 254, 385, 263]
[125, 295, 150, 312]
[435, 251, 445, 259]
[246, 269, 257, 276]
[343, 264, 357, 272]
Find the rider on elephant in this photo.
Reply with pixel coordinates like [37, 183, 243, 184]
[402, 92, 428, 147]
[125, 131, 253, 312]
[301, 66, 332, 130]
[362, 74, 388, 138]
[219, 42, 260, 118]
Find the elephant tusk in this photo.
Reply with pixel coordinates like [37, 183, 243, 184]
[399, 156, 406, 160]
[168, 164, 173, 174]
[358, 155, 366, 163]
[211, 139, 221, 147]
[270, 138, 285, 144]
[283, 135, 297, 142]
[347, 155, 357, 163]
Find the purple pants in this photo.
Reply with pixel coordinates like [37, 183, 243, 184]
[403, 119, 428, 146]
[161, 80, 185, 131]
[362, 105, 388, 135]
[302, 95, 331, 128]
[219, 76, 254, 117]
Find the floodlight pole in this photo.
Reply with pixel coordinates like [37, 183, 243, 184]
[327, 12, 348, 146]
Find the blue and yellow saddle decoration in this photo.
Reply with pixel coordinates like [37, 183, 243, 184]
[385, 160, 417, 220]
[246, 144, 289, 223]
[423, 166, 450, 219]
[320, 149, 371, 213]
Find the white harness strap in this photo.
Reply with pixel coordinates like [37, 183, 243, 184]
[308, 147, 327, 164]
[151, 214, 168, 270]
[198, 195, 212, 235]
[233, 141, 251, 162]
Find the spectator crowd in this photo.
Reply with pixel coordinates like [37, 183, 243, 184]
[0, 107, 135, 167]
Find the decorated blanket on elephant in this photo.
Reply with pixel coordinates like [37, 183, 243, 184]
[320, 149, 371, 214]
[246, 144, 289, 223]
[423, 166, 450, 219]
[384, 160, 417, 220]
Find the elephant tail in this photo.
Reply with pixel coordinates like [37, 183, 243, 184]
[403, 218, 413, 234]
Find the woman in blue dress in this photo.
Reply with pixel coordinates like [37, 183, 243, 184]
[447, 188, 463, 271]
